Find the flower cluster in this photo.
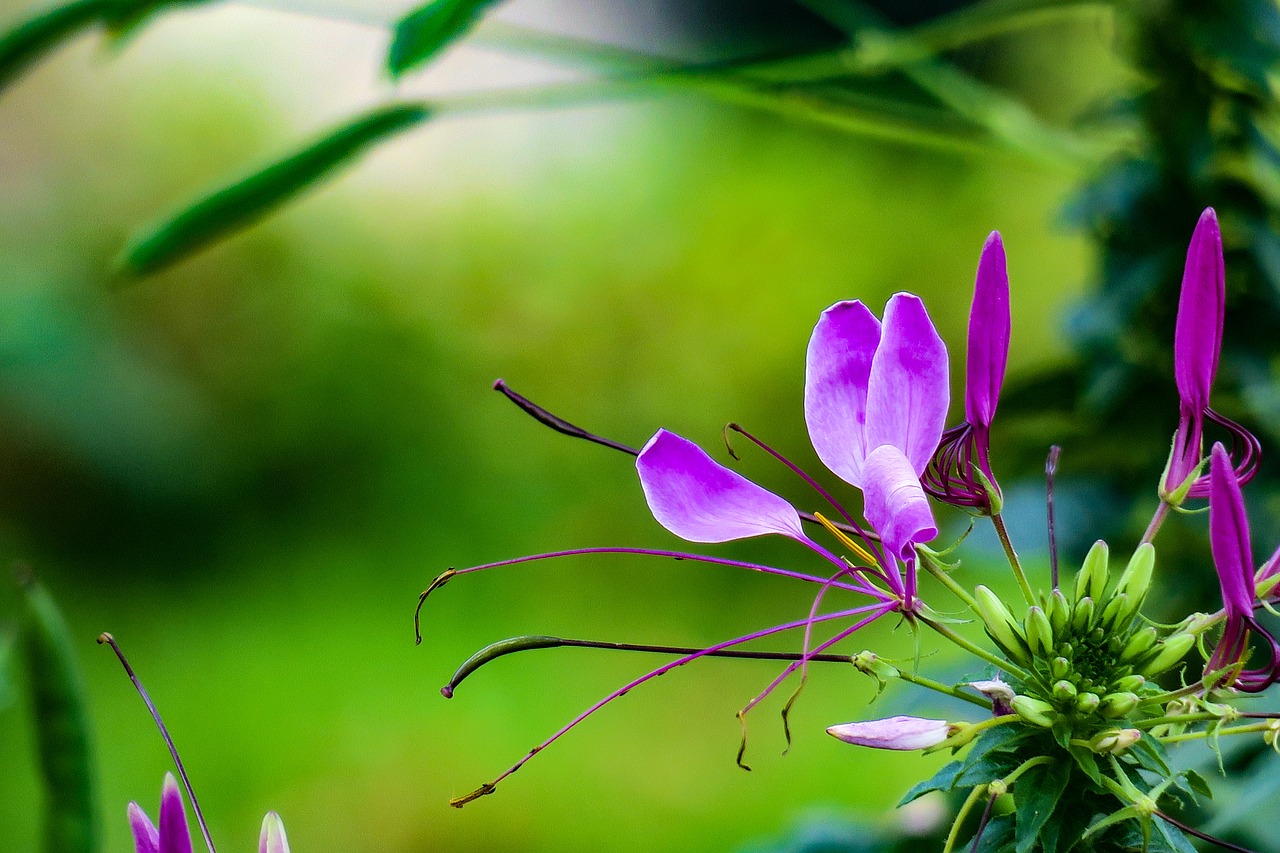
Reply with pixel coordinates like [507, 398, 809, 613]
[423, 209, 1280, 852]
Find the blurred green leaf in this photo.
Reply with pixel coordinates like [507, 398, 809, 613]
[18, 568, 99, 853]
[100, 0, 208, 37]
[0, 0, 106, 94]
[121, 101, 431, 277]
[388, 0, 504, 78]
[0, 629, 14, 711]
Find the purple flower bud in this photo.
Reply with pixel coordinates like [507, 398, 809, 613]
[826, 715, 953, 750]
[260, 812, 291, 853]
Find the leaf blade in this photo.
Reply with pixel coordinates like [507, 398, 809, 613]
[388, 0, 504, 77]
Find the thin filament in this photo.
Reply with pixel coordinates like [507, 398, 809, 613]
[725, 423, 857, 526]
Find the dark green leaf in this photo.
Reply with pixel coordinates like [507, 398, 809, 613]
[0, 629, 14, 711]
[956, 749, 1026, 790]
[0, 0, 105, 94]
[1013, 761, 1071, 853]
[972, 814, 1016, 853]
[898, 759, 961, 806]
[18, 569, 99, 853]
[1131, 734, 1172, 777]
[100, 0, 207, 36]
[1068, 745, 1102, 786]
[1182, 769, 1213, 801]
[121, 102, 430, 276]
[387, 0, 504, 77]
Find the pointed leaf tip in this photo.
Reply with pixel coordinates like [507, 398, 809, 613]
[388, 0, 505, 78]
[119, 102, 430, 278]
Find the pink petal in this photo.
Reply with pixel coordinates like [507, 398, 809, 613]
[128, 803, 160, 853]
[865, 293, 949, 475]
[965, 232, 1010, 429]
[826, 715, 951, 750]
[862, 444, 937, 561]
[804, 300, 882, 486]
[1174, 208, 1224, 411]
[260, 812, 291, 853]
[637, 430, 806, 543]
[1209, 442, 1255, 619]
[157, 773, 193, 853]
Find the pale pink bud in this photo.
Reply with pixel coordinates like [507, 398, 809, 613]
[826, 715, 953, 750]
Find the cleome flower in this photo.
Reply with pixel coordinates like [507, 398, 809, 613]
[129, 773, 290, 853]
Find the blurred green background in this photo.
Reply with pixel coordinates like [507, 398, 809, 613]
[0, 1, 1204, 850]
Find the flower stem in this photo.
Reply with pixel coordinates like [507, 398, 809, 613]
[943, 784, 989, 853]
[1142, 501, 1170, 545]
[990, 512, 1036, 605]
[896, 669, 993, 709]
[1158, 721, 1274, 744]
[917, 613, 1030, 681]
[919, 551, 979, 609]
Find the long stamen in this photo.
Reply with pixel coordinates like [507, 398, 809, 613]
[413, 547, 876, 644]
[494, 379, 640, 456]
[813, 511, 880, 568]
[441, 634, 867, 697]
[724, 423, 857, 527]
[447, 603, 891, 806]
[98, 633, 218, 853]
[1045, 445, 1061, 590]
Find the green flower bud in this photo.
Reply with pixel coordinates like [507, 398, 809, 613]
[1050, 657, 1071, 681]
[1099, 692, 1139, 719]
[974, 586, 1031, 665]
[1111, 674, 1146, 694]
[1136, 633, 1196, 678]
[1073, 540, 1109, 604]
[1115, 543, 1155, 610]
[1119, 627, 1158, 663]
[1071, 597, 1095, 634]
[1089, 728, 1141, 755]
[1052, 680, 1078, 702]
[1047, 590, 1070, 638]
[1099, 593, 1132, 630]
[1024, 606, 1054, 658]
[1075, 692, 1101, 714]
[1011, 695, 1056, 728]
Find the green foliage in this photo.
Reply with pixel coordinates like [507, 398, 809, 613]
[120, 102, 431, 276]
[0, 628, 14, 711]
[1012, 760, 1070, 853]
[387, 0, 505, 78]
[17, 569, 99, 853]
[0, 0, 105, 94]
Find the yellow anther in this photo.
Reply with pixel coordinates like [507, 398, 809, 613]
[814, 511, 879, 566]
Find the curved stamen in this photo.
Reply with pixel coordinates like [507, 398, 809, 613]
[1186, 408, 1263, 499]
[414, 547, 888, 644]
[724, 423, 857, 527]
[99, 633, 218, 853]
[494, 379, 640, 456]
[923, 423, 989, 508]
[447, 602, 893, 806]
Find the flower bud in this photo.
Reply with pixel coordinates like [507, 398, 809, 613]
[1098, 692, 1139, 719]
[967, 679, 1015, 715]
[1111, 674, 1146, 694]
[1120, 627, 1158, 663]
[1073, 540, 1110, 604]
[1024, 606, 1055, 657]
[1136, 633, 1196, 678]
[1011, 695, 1056, 728]
[1099, 593, 1132, 631]
[1047, 590, 1070, 638]
[1075, 691, 1101, 714]
[826, 715, 954, 751]
[1071, 597, 1095, 634]
[1089, 728, 1141, 755]
[974, 585, 1032, 665]
[1050, 657, 1071, 681]
[1052, 680, 1078, 702]
[1115, 543, 1155, 610]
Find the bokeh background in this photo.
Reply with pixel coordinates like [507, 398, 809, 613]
[0, 1, 1276, 851]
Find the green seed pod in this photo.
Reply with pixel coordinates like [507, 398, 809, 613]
[1011, 695, 1057, 728]
[1075, 691, 1101, 714]
[1071, 597, 1095, 633]
[1099, 593, 1131, 631]
[1111, 674, 1146, 694]
[1047, 590, 1070, 638]
[1024, 606, 1054, 658]
[1120, 627, 1158, 663]
[1115, 543, 1155, 611]
[1136, 633, 1196, 678]
[1074, 540, 1110, 603]
[1099, 692, 1140, 719]
[1052, 680, 1078, 702]
[1050, 657, 1071, 681]
[974, 586, 1031, 664]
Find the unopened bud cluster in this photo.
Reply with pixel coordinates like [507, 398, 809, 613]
[973, 541, 1192, 748]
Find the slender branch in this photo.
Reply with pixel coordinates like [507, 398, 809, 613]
[990, 512, 1036, 605]
[916, 613, 1030, 681]
[919, 551, 979, 609]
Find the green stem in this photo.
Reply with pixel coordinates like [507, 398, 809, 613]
[1133, 711, 1225, 729]
[1158, 722, 1275, 744]
[943, 784, 990, 853]
[917, 613, 1030, 681]
[991, 513, 1036, 605]
[920, 551, 979, 609]
[896, 668, 993, 709]
[1142, 501, 1170, 545]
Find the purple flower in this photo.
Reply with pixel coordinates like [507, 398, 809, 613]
[826, 715, 954, 750]
[803, 292, 949, 564]
[924, 232, 1009, 511]
[1206, 442, 1280, 692]
[128, 776, 290, 853]
[1164, 209, 1260, 502]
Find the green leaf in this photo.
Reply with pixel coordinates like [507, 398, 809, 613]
[387, 0, 504, 77]
[973, 813, 1015, 853]
[0, 629, 14, 711]
[1068, 745, 1102, 786]
[1013, 761, 1071, 853]
[100, 0, 207, 36]
[0, 0, 105, 94]
[899, 759, 962, 805]
[121, 102, 430, 276]
[18, 569, 99, 853]
[1182, 769, 1212, 801]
